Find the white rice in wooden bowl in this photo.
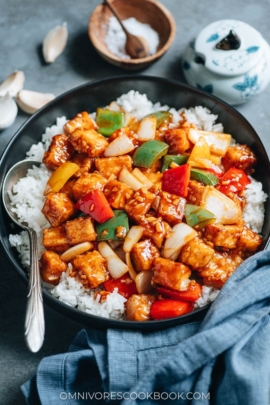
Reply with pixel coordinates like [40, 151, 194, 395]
[7, 91, 268, 319]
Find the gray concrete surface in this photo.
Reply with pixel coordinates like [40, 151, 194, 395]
[0, 0, 270, 403]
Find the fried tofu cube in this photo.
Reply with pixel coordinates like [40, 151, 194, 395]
[40, 251, 67, 285]
[204, 223, 243, 250]
[42, 193, 76, 227]
[42, 134, 75, 171]
[158, 191, 186, 225]
[126, 294, 156, 321]
[140, 217, 171, 248]
[179, 237, 214, 269]
[222, 145, 257, 174]
[103, 180, 134, 209]
[187, 180, 205, 205]
[164, 128, 191, 154]
[95, 156, 133, 179]
[71, 153, 93, 178]
[152, 257, 191, 291]
[125, 188, 156, 221]
[239, 225, 262, 253]
[72, 172, 107, 201]
[59, 179, 76, 201]
[64, 111, 97, 135]
[42, 225, 70, 253]
[131, 239, 160, 272]
[65, 216, 96, 245]
[198, 252, 243, 289]
[69, 128, 108, 157]
[73, 250, 109, 288]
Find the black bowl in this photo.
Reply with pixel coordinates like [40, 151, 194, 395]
[0, 76, 269, 331]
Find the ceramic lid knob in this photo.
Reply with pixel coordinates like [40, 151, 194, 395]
[195, 19, 264, 76]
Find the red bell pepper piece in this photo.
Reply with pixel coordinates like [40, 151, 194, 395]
[150, 299, 193, 320]
[104, 273, 137, 298]
[217, 167, 251, 195]
[156, 282, 202, 302]
[76, 189, 114, 224]
[162, 164, 191, 197]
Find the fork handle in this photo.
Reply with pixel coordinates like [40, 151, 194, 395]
[24, 228, 45, 352]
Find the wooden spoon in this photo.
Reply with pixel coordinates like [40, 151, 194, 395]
[104, 0, 149, 59]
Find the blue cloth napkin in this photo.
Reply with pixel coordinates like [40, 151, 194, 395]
[22, 250, 270, 405]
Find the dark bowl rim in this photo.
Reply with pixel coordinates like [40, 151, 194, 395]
[0, 74, 269, 329]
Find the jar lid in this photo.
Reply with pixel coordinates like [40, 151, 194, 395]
[195, 20, 264, 76]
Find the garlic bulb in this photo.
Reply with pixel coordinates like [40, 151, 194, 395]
[0, 71, 25, 97]
[0, 95, 18, 129]
[42, 23, 68, 63]
[16, 90, 55, 114]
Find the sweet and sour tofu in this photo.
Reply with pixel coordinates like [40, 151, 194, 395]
[239, 225, 262, 253]
[157, 191, 186, 225]
[179, 237, 214, 269]
[72, 172, 107, 201]
[69, 128, 108, 157]
[95, 156, 133, 179]
[103, 179, 134, 209]
[164, 128, 191, 154]
[126, 294, 156, 321]
[204, 223, 243, 250]
[222, 145, 257, 174]
[187, 180, 205, 205]
[152, 257, 191, 291]
[64, 216, 96, 245]
[43, 225, 70, 253]
[42, 193, 76, 227]
[73, 250, 109, 288]
[71, 153, 93, 178]
[40, 251, 67, 285]
[140, 217, 171, 248]
[43, 134, 75, 171]
[124, 188, 155, 221]
[131, 239, 160, 272]
[64, 111, 97, 135]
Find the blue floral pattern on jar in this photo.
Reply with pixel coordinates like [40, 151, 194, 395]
[233, 74, 260, 100]
[196, 84, 213, 94]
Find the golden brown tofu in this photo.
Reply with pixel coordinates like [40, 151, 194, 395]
[71, 153, 93, 178]
[59, 179, 76, 201]
[72, 172, 107, 201]
[152, 257, 191, 291]
[64, 111, 97, 135]
[157, 191, 186, 225]
[43, 225, 70, 253]
[131, 239, 160, 272]
[187, 180, 205, 205]
[239, 225, 262, 253]
[164, 128, 191, 154]
[124, 188, 156, 221]
[126, 294, 156, 321]
[42, 193, 76, 227]
[179, 237, 214, 269]
[198, 252, 243, 289]
[104, 180, 134, 209]
[65, 216, 96, 245]
[73, 250, 109, 288]
[140, 217, 171, 248]
[69, 128, 108, 157]
[204, 223, 243, 250]
[95, 155, 133, 179]
[42, 134, 75, 171]
[40, 251, 67, 285]
[222, 145, 257, 174]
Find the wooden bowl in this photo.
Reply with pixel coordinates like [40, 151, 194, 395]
[88, 0, 176, 70]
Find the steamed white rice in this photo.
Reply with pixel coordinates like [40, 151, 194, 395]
[7, 91, 267, 318]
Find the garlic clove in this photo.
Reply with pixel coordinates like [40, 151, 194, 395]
[16, 90, 55, 114]
[0, 95, 18, 129]
[42, 23, 68, 63]
[0, 71, 25, 97]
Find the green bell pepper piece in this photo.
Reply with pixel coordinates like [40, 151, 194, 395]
[190, 168, 219, 186]
[161, 154, 189, 172]
[96, 108, 125, 137]
[144, 111, 173, 128]
[96, 210, 129, 241]
[133, 140, 169, 168]
[185, 204, 216, 227]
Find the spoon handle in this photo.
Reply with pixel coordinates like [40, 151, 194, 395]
[24, 228, 45, 352]
[104, 0, 129, 37]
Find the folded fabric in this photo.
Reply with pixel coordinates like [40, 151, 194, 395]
[22, 250, 270, 405]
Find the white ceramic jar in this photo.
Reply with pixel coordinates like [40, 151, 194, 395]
[183, 20, 270, 105]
